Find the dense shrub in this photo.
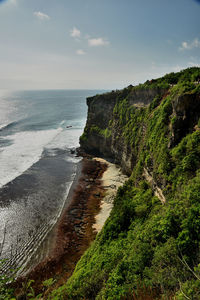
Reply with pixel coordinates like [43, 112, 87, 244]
[37, 67, 200, 299]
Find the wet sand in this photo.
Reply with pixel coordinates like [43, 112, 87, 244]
[20, 160, 83, 277]
[15, 155, 128, 298]
[15, 156, 107, 296]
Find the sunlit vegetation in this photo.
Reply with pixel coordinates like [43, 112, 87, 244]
[53, 67, 200, 299]
[2, 67, 200, 299]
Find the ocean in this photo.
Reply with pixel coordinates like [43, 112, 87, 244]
[0, 89, 102, 276]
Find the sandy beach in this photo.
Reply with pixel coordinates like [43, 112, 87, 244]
[15, 155, 127, 296]
[93, 158, 128, 233]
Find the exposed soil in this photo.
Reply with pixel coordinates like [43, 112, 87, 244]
[14, 156, 107, 297]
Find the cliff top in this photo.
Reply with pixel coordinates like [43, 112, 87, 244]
[87, 66, 200, 105]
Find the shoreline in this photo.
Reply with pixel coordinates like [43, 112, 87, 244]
[21, 159, 83, 277]
[15, 155, 107, 296]
[15, 155, 128, 297]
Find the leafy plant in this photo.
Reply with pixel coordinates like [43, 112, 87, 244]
[0, 260, 15, 300]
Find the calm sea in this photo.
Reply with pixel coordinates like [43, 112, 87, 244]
[0, 89, 103, 275]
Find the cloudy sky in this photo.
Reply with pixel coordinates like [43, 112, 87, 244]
[0, 0, 200, 90]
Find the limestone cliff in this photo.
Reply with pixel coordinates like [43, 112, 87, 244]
[81, 83, 200, 177]
[80, 86, 168, 174]
[52, 67, 200, 300]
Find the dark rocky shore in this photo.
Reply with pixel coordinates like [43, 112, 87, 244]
[15, 156, 107, 297]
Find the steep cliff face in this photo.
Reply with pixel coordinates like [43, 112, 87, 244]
[52, 68, 200, 300]
[170, 92, 200, 147]
[81, 84, 200, 177]
[80, 87, 168, 174]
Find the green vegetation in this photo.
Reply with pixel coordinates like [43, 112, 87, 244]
[134, 66, 200, 90]
[79, 131, 88, 143]
[80, 124, 112, 144]
[0, 260, 15, 299]
[89, 125, 112, 138]
[2, 67, 200, 299]
[51, 175, 200, 299]
[48, 67, 200, 299]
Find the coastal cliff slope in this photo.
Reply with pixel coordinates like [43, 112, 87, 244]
[52, 67, 200, 299]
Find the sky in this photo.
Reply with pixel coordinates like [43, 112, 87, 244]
[0, 0, 200, 90]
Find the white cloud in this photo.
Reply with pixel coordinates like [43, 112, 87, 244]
[88, 37, 109, 47]
[33, 11, 50, 21]
[76, 49, 86, 55]
[179, 38, 200, 50]
[70, 27, 81, 38]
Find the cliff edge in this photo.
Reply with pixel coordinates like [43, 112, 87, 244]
[57, 67, 200, 300]
[46, 67, 200, 299]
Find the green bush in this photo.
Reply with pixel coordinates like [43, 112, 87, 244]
[37, 67, 200, 299]
[0, 261, 15, 300]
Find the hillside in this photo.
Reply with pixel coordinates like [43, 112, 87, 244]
[50, 67, 200, 299]
[2, 67, 200, 299]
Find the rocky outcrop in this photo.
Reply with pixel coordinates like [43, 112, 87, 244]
[81, 85, 200, 176]
[143, 168, 166, 204]
[169, 92, 200, 147]
[80, 87, 168, 175]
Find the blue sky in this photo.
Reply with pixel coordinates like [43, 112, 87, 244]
[0, 0, 200, 90]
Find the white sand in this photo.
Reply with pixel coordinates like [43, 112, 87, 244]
[93, 158, 128, 233]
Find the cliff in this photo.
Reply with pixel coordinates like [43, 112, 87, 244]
[50, 68, 200, 300]
[12, 67, 200, 299]
[80, 80, 200, 179]
[80, 86, 168, 175]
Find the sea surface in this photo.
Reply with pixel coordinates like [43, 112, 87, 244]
[0, 89, 102, 275]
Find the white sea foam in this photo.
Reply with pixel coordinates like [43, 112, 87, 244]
[0, 128, 62, 188]
[46, 128, 83, 150]
[64, 156, 82, 163]
[0, 121, 15, 131]
[0, 172, 76, 275]
[0, 123, 9, 130]
[60, 120, 66, 126]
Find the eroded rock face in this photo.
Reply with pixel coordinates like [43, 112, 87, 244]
[86, 92, 117, 130]
[127, 87, 167, 107]
[169, 93, 200, 147]
[81, 85, 200, 175]
[80, 87, 167, 175]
